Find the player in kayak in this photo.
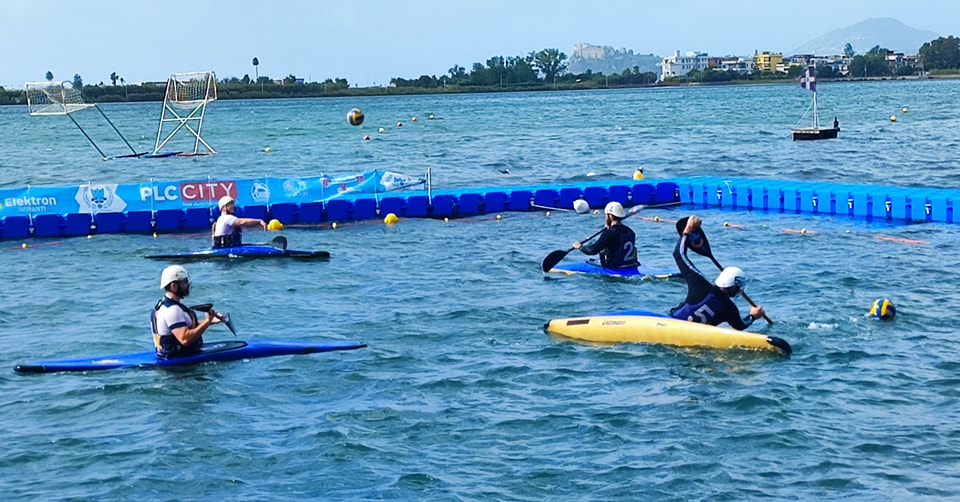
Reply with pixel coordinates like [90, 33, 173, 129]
[212, 196, 267, 248]
[151, 265, 222, 358]
[669, 215, 764, 329]
[572, 201, 638, 269]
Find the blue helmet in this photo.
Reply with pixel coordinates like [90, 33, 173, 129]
[870, 298, 896, 321]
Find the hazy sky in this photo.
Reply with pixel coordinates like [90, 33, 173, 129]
[1, 0, 954, 89]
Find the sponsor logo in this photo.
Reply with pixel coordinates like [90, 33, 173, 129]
[282, 179, 308, 198]
[139, 181, 236, 203]
[250, 182, 270, 203]
[601, 320, 626, 326]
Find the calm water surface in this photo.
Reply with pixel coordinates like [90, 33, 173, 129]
[2, 81, 960, 500]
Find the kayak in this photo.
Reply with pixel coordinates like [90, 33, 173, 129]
[549, 260, 679, 279]
[544, 309, 791, 354]
[14, 339, 366, 373]
[146, 244, 330, 261]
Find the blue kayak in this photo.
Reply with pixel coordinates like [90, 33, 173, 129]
[146, 244, 330, 261]
[14, 339, 366, 373]
[549, 260, 679, 279]
[147, 236, 329, 261]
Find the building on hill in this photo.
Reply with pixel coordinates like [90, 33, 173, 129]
[660, 51, 710, 81]
[569, 43, 661, 76]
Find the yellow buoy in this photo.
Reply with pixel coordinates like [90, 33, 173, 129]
[443, 217, 449, 222]
[267, 219, 283, 231]
[801, 228, 808, 235]
[902, 107, 908, 113]
[378, 127, 385, 133]
[332, 222, 338, 229]
[496, 214, 502, 220]
[594, 210, 600, 215]
[633, 167, 645, 181]
[411, 116, 418, 122]
[264, 146, 272, 153]
[384, 213, 399, 224]
[545, 211, 551, 216]
[21, 243, 28, 249]
[890, 115, 897, 122]
[153, 232, 158, 238]
[653, 216, 660, 222]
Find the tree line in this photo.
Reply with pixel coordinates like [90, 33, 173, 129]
[1, 37, 958, 106]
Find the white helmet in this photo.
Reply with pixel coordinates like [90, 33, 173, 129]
[573, 199, 590, 214]
[218, 196, 235, 210]
[604, 201, 626, 218]
[160, 265, 189, 289]
[715, 266, 746, 289]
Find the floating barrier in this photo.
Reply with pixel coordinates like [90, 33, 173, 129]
[2, 175, 957, 241]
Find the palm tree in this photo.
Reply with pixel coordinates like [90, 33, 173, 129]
[45, 71, 54, 81]
[252, 57, 261, 93]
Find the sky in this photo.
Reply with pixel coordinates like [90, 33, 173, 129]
[1, 0, 956, 89]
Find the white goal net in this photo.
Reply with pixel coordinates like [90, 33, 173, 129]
[153, 71, 218, 155]
[25, 81, 95, 116]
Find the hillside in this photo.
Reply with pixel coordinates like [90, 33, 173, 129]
[790, 17, 939, 56]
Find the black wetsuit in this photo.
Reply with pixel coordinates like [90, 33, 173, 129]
[669, 234, 754, 330]
[578, 223, 638, 269]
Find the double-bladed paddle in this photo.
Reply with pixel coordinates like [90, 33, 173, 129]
[190, 303, 237, 335]
[674, 216, 772, 324]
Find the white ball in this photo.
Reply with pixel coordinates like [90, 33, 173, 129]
[573, 199, 590, 214]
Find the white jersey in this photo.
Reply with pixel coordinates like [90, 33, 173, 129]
[213, 214, 240, 237]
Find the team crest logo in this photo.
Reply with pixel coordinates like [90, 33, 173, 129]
[74, 184, 126, 213]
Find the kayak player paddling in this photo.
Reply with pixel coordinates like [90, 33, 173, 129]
[670, 215, 764, 329]
[151, 265, 221, 358]
[572, 202, 639, 269]
[212, 196, 267, 248]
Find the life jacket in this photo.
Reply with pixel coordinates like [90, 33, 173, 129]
[151, 297, 200, 358]
[669, 292, 725, 325]
[212, 230, 242, 249]
[600, 224, 638, 269]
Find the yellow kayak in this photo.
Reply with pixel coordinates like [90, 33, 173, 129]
[544, 310, 791, 354]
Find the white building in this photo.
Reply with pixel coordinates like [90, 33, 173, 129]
[660, 50, 711, 81]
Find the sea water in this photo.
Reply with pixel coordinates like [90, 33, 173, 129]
[2, 80, 960, 500]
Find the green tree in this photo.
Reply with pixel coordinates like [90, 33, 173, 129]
[918, 36, 960, 70]
[843, 43, 855, 57]
[45, 71, 54, 81]
[110, 72, 118, 85]
[532, 48, 568, 83]
[73, 74, 83, 89]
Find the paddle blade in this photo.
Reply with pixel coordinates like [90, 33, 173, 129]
[541, 249, 572, 272]
[675, 216, 713, 259]
[270, 236, 288, 251]
[221, 313, 237, 336]
[189, 303, 213, 313]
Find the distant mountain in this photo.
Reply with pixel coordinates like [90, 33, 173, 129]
[568, 43, 661, 75]
[790, 17, 939, 56]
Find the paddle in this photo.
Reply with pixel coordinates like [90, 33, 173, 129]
[540, 204, 645, 272]
[674, 216, 773, 325]
[269, 235, 288, 251]
[190, 303, 237, 335]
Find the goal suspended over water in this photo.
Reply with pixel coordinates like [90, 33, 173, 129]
[153, 71, 218, 156]
[25, 80, 143, 160]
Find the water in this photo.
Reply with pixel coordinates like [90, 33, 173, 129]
[3, 80, 960, 500]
